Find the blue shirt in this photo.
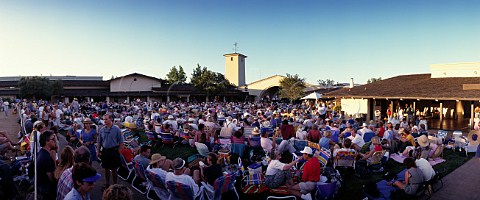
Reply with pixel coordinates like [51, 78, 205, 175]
[319, 137, 331, 150]
[81, 129, 97, 143]
[97, 125, 123, 149]
[64, 188, 90, 200]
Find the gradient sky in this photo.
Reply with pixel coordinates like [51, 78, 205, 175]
[1, 0, 479, 84]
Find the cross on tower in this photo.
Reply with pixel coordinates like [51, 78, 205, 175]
[233, 42, 238, 53]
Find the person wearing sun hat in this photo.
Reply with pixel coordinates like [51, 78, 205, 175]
[418, 134, 435, 160]
[289, 146, 321, 199]
[80, 118, 98, 161]
[64, 162, 101, 200]
[148, 153, 173, 172]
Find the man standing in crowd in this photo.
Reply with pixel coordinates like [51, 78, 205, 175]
[97, 114, 124, 190]
[37, 130, 57, 199]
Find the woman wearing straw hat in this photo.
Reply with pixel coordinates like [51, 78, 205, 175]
[416, 135, 430, 159]
[247, 127, 262, 151]
[148, 153, 173, 172]
[80, 118, 98, 161]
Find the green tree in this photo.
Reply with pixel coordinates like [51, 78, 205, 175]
[51, 79, 64, 97]
[166, 65, 187, 84]
[318, 79, 337, 88]
[367, 77, 382, 84]
[190, 64, 235, 99]
[279, 74, 306, 102]
[18, 76, 54, 100]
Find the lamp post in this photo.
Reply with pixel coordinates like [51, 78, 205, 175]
[244, 86, 248, 102]
[128, 78, 137, 103]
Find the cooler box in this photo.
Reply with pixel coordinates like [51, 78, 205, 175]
[248, 162, 262, 175]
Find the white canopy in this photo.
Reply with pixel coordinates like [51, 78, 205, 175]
[301, 92, 322, 100]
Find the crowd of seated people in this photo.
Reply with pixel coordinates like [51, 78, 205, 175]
[7, 97, 449, 199]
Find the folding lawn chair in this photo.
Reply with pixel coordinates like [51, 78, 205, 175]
[333, 150, 357, 170]
[201, 173, 239, 200]
[145, 169, 169, 200]
[166, 180, 201, 200]
[160, 132, 178, 148]
[131, 161, 148, 194]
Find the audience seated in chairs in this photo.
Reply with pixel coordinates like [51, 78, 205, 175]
[264, 150, 300, 189]
[319, 130, 336, 152]
[397, 129, 415, 153]
[410, 150, 436, 183]
[133, 145, 151, 169]
[231, 130, 246, 157]
[261, 131, 296, 155]
[148, 153, 173, 172]
[295, 125, 307, 140]
[195, 124, 211, 151]
[165, 158, 201, 199]
[333, 138, 357, 169]
[288, 147, 321, 199]
[248, 127, 262, 148]
[359, 137, 383, 161]
[347, 128, 365, 152]
[388, 157, 425, 196]
[307, 125, 321, 143]
[200, 152, 223, 186]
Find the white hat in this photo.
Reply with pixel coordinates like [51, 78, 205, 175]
[361, 123, 368, 127]
[168, 115, 174, 119]
[300, 147, 313, 155]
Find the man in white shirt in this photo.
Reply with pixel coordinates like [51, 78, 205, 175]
[347, 129, 365, 151]
[414, 153, 435, 182]
[163, 115, 178, 131]
[165, 158, 200, 198]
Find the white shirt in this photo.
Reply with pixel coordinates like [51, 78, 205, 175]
[55, 109, 63, 119]
[416, 158, 435, 181]
[165, 172, 199, 196]
[163, 119, 178, 131]
[261, 137, 273, 153]
[296, 130, 307, 140]
[266, 160, 286, 176]
[349, 134, 365, 148]
[146, 167, 167, 182]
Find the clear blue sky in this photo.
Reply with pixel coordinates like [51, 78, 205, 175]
[1, 0, 479, 84]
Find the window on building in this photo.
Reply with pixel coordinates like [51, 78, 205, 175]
[231, 57, 233, 61]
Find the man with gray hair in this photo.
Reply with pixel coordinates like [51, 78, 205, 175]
[56, 146, 91, 200]
[165, 158, 200, 197]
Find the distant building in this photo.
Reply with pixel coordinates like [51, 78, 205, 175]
[224, 53, 247, 87]
[325, 62, 480, 130]
[0, 72, 246, 103]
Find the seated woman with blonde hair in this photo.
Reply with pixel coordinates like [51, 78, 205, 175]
[359, 136, 383, 161]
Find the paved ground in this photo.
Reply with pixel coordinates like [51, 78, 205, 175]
[430, 157, 480, 200]
[0, 109, 149, 199]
